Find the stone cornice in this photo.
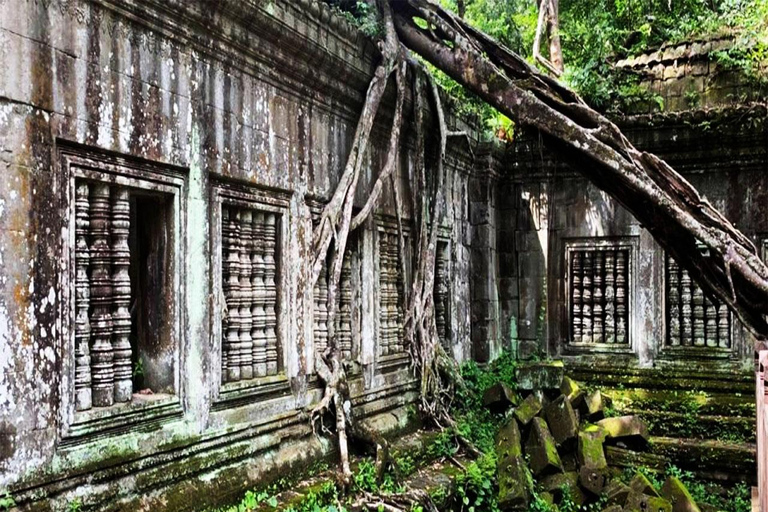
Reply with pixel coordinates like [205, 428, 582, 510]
[96, 0, 378, 117]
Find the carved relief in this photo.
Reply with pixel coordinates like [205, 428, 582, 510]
[314, 236, 357, 363]
[570, 248, 630, 345]
[89, 183, 116, 407]
[379, 230, 405, 356]
[434, 241, 450, 348]
[665, 254, 731, 349]
[74, 183, 92, 411]
[221, 205, 281, 383]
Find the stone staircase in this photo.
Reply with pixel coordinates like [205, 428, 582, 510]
[568, 364, 757, 484]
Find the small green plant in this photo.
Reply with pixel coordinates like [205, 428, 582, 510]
[133, 358, 145, 378]
[352, 459, 379, 493]
[67, 499, 83, 512]
[453, 453, 499, 512]
[0, 492, 16, 511]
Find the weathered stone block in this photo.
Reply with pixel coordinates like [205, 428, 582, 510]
[584, 390, 607, 421]
[560, 376, 580, 401]
[629, 472, 661, 497]
[516, 361, 565, 391]
[541, 471, 586, 506]
[660, 476, 701, 512]
[601, 506, 623, 512]
[604, 479, 631, 506]
[577, 425, 607, 469]
[483, 382, 519, 414]
[544, 395, 578, 446]
[625, 491, 672, 512]
[513, 393, 543, 426]
[497, 455, 532, 510]
[596, 415, 649, 448]
[495, 416, 523, 459]
[525, 417, 563, 476]
[579, 465, 608, 495]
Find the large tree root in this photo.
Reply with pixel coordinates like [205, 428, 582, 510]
[392, 0, 768, 343]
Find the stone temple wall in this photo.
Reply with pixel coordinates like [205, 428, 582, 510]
[0, 0, 480, 509]
[488, 104, 768, 382]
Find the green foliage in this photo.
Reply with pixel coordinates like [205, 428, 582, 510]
[328, 1, 382, 38]
[284, 482, 347, 512]
[67, 499, 83, 512]
[453, 453, 500, 512]
[352, 459, 379, 493]
[436, 0, 767, 112]
[0, 492, 15, 511]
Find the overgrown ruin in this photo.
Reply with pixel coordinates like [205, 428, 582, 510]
[0, 0, 766, 511]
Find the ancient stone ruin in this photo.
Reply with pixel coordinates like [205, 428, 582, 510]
[0, 0, 764, 511]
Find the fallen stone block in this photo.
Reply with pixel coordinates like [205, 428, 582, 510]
[579, 465, 608, 495]
[483, 382, 519, 414]
[514, 393, 543, 426]
[560, 375, 581, 400]
[604, 479, 631, 506]
[497, 455, 532, 510]
[525, 417, 563, 476]
[495, 416, 523, 460]
[560, 451, 578, 472]
[516, 361, 565, 391]
[538, 491, 554, 505]
[629, 472, 661, 497]
[661, 476, 702, 512]
[596, 415, 650, 448]
[584, 390, 607, 420]
[544, 395, 579, 446]
[541, 471, 586, 506]
[577, 425, 607, 469]
[625, 491, 673, 512]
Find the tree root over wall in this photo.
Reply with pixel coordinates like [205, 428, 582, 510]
[307, 0, 768, 502]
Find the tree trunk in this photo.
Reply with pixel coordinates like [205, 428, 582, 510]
[392, 0, 768, 344]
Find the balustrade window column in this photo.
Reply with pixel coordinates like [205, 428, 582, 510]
[665, 255, 730, 349]
[73, 180, 133, 411]
[221, 205, 280, 383]
[570, 248, 629, 345]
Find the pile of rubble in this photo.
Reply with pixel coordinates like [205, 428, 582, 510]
[485, 362, 703, 512]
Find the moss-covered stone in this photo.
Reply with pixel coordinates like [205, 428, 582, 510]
[578, 465, 608, 495]
[497, 454, 532, 510]
[514, 393, 543, 426]
[577, 425, 607, 469]
[483, 382, 519, 414]
[584, 390, 608, 421]
[604, 479, 631, 506]
[625, 491, 672, 512]
[525, 417, 563, 476]
[541, 471, 587, 506]
[495, 417, 523, 459]
[544, 395, 578, 447]
[560, 376, 581, 400]
[597, 415, 650, 448]
[516, 361, 565, 391]
[629, 472, 661, 497]
[660, 476, 702, 512]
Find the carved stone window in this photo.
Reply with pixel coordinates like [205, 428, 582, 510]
[314, 232, 360, 368]
[211, 183, 290, 406]
[566, 240, 634, 348]
[434, 240, 451, 348]
[665, 255, 731, 350]
[60, 146, 185, 439]
[378, 226, 407, 357]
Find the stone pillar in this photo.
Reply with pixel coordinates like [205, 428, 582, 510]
[469, 153, 501, 364]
